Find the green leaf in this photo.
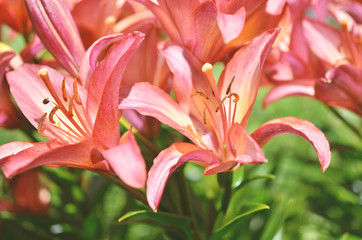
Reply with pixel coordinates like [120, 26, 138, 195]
[118, 210, 193, 240]
[236, 174, 275, 190]
[209, 203, 269, 240]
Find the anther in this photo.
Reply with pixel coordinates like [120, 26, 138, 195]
[42, 98, 50, 105]
[49, 106, 61, 124]
[37, 113, 47, 137]
[226, 76, 235, 95]
[62, 78, 68, 102]
[73, 78, 82, 105]
[216, 96, 228, 112]
[191, 91, 209, 100]
[68, 97, 75, 117]
[228, 93, 239, 102]
[203, 108, 207, 124]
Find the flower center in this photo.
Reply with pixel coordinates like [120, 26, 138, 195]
[37, 68, 91, 142]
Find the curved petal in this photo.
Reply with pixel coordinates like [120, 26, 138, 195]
[147, 142, 218, 211]
[251, 117, 331, 172]
[263, 84, 315, 107]
[2, 140, 110, 178]
[119, 82, 192, 141]
[101, 130, 147, 189]
[87, 32, 144, 148]
[218, 29, 280, 125]
[1, 141, 62, 177]
[79, 34, 127, 87]
[0, 142, 36, 164]
[204, 160, 240, 175]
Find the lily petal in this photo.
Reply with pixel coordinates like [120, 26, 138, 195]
[87, 32, 144, 148]
[228, 123, 267, 164]
[147, 142, 218, 211]
[119, 82, 208, 147]
[79, 34, 127, 88]
[263, 84, 315, 107]
[1, 140, 111, 178]
[217, 6, 245, 44]
[251, 117, 331, 172]
[0, 142, 36, 163]
[101, 130, 147, 189]
[24, 0, 85, 76]
[1, 141, 61, 177]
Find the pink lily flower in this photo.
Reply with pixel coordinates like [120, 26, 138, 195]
[133, 0, 286, 63]
[118, 30, 331, 211]
[0, 32, 147, 189]
[315, 64, 362, 116]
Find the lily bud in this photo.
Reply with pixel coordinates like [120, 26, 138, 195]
[24, 0, 85, 76]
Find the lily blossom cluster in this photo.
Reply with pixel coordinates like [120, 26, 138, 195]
[263, 0, 362, 116]
[0, 0, 332, 214]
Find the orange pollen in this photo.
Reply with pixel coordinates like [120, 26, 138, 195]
[72, 78, 82, 105]
[203, 108, 207, 124]
[62, 77, 68, 102]
[37, 113, 47, 137]
[49, 106, 61, 124]
[191, 91, 209, 100]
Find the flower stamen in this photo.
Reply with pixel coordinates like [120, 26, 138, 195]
[62, 77, 68, 102]
[73, 78, 82, 105]
[38, 113, 47, 137]
[49, 106, 61, 124]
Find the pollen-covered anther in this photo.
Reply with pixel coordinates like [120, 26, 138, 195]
[68, 96, 75, 117]
[203, 108, 207, 124]
[72, 78, 82, 105]
[61, 77, 68, 102]
[38, 113, 47, 137]
[49, 106, 61, 124]
[191, 91, 209, 100]
[228, 93, 239, 102]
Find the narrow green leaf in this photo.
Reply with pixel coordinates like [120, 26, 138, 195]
[209, 203, 269, 240]
[118, 210, 193, 240]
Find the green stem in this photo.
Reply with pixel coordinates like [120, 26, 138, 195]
[119, 118, 160, 154]
[104, 175, 148, 206]
[329, 106, 361, 139]
[177, 172, 204, 240]
[218, 172, 232, 213]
